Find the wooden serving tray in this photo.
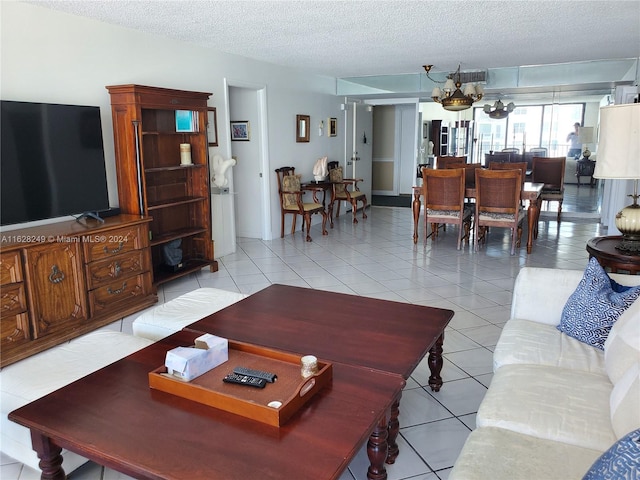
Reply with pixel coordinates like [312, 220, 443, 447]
[149, 340, 332, 427]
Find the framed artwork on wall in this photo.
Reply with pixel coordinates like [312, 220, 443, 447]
[296, 115, 310, 142]
[230, 121, 250, 141]
[207, 108, 218, 146]
[329, 117, 337, 137]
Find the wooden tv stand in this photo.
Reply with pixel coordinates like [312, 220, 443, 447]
[0, 215, 158, 367]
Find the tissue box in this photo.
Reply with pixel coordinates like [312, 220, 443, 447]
[165, 333, 228, 381]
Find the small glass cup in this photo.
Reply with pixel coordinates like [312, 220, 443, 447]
[300, 355, 318, 378]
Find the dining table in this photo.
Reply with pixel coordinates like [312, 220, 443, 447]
[412, 181, 544, 254]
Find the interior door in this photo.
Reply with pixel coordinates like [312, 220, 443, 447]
[344, 101, 372, 204]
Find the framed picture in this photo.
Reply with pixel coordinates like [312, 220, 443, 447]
[176, 110, 197, 133]
[207, 108, 218, 146]
[296, 114, 310, 142]
[230, 121, 250, 141]
[329, 117, 337, 137]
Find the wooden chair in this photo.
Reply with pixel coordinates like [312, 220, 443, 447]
[532, 156, 566, 222]
[436, 156, 466, 169]
[474, 168, 524, 255]
[446, 162, 482, 189]
[489, 161, 527, 186]
[275, 167, 328, 242]
[327, 163, 367, 224]
[421, 167, 472, 250]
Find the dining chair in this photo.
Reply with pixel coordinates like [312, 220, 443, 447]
[501, 148, 520, 154]
[474, 168, 524, 255]
[446, 162, 482, 189]
[435, 156, 466, 169]
[489, 161, 527, 186]
[275, 167, 328, 241]
[529, 147, 547, 156]
[421, 167, 472, 250]
[532, 156, 566, 222]
[327, 163, 367, 224]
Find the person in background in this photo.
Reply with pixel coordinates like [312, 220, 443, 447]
[566, 122, 582, 158]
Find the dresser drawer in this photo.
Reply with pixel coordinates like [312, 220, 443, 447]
[83, 225, 149, 262]
[1, 251, 23, 284]
[1, 312, 30, 350]
[88, 271, 153, 317]
[1, 282, 27, 317]
[86, 250, 151, 290]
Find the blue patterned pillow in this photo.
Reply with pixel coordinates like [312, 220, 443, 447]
[558, 258, 640, 350]
[582, 428, 640, 479]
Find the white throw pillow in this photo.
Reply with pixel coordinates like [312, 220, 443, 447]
[610, 363, 640, 439]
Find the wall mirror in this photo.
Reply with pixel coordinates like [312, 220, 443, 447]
[296, 114, 310, 142]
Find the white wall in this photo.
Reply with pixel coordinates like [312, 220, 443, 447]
[1, 2, 343, 240]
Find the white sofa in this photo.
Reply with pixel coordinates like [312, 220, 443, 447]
[450, 266, 640, 479]
[1, 287, 246, 475]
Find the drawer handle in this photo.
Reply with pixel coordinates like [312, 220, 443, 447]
[107, 282, 127, 295]
[48, 265, 65, 284]
[113, 261, 122, 276]
[103, 242, 124, 255]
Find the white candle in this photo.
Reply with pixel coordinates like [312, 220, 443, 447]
[180, 143, 192, 165]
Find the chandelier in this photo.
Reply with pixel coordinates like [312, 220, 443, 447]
[483, 99, 516, 119]
[423, 64, 484, 111]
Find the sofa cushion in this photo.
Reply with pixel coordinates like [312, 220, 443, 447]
[132, 287, 247, 341]
[610, 363, 640, 439]
[1, 330, 154, 473]
[476, 364, 617, 452]
[558, 258, 640, 350]
[582, 428, 640, 480]
[493, 318, 605, 374]
[604, 299, 640, 385]
[449, 426, 602, 480]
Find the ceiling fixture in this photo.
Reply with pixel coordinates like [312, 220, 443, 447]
[483, 99, 516, 119]
[423, 64, 484, 111]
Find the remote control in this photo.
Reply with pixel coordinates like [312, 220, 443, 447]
[223, 373, 267, 388]
[233, 366, 277, 383]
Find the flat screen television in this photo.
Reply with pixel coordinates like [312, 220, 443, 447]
[1, 100, 110, 226]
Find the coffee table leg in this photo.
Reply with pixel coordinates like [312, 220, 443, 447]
[386, 392, 401, 464]
[367, 414, 389, 480]
[428, 333, 445, 392]
[30, 431, 66, 480]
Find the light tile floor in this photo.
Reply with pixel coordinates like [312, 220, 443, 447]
[1, 185, 604, 480]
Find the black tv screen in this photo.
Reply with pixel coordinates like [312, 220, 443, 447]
[1, 100, 110, 226]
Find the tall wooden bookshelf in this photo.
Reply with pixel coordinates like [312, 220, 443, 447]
[106, 84, 218, 287]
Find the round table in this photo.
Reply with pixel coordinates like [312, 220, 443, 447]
[586, 236, 640, 275]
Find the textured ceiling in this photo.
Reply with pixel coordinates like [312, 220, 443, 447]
[27, 0, 640, 79]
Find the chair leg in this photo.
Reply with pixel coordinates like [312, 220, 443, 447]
[290, 214, 297, 235]
[320, 210, 328, 236]
[474, 223, 479, 252]
[557, 200, 563, 222]
[280, 212, 285, 238]
[361, 197, 368, 219]
[336, 201, 341, 218]
[304, 213, 312, 242]
[351, 200, 358, 224]
[328, 202, 334, 228]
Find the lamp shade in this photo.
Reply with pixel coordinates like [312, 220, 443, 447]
[579, 126, 594, 144]
[593, 103, 640, 179]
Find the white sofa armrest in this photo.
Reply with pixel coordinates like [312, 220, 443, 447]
[511, 266, 640, 326]
[510, 267, 585, 326]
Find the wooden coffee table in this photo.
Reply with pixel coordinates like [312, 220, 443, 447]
[9, 330, 405, 480]
[187, 284, 454, 464]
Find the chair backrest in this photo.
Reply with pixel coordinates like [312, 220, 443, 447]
[532, 156, 566, 190]
[501, 148, 520, 153]
[475, 168, 522, 216]
[436, 156, 466, 169]
[327, 160, 340, 171]
[489, 161, 527, 185]
[422, 167, 465, 213]
[329, 165, 346, 195]
[416, 163, 430, 178]
[446, 162, 481, 188]
[484, 152, 511, 165]
[275, 166, 300, 210]
[529, 147, 548, 156]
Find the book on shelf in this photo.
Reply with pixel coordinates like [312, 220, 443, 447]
[176, 110, 198, 133]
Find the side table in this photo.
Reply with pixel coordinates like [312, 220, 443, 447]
[586, 236, 640, 274]
[576, 158, 596, 187]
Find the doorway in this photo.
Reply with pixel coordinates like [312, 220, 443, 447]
[226, 81, 270, 240]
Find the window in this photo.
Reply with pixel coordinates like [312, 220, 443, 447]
[473, 103, 584, 161]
